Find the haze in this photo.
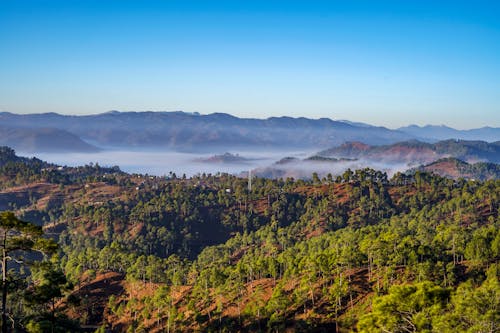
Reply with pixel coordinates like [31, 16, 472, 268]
[28, 150, 308, 177]
[26, 149, 411, 180]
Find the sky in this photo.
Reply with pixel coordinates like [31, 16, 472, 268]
[1, 0, 499, 129]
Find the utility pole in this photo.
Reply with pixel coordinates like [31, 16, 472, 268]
[2, 240, 7, 333]
[248, 169, 252, 192]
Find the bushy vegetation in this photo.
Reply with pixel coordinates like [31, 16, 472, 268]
[0, 147, 498, 332]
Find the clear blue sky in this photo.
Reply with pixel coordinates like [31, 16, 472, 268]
[1, 0, 499, 129]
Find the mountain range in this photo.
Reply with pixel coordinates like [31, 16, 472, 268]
[0, 111, 498, 153]
[397, 124, 500, 142]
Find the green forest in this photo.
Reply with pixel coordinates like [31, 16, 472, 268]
[0, 146, 498, 332]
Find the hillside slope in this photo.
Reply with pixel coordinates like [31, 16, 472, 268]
[413, 157, 500, 180]
[320, 139, 500, 165]
[0, 148, 498, 332]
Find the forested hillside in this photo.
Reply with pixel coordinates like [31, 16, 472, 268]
[319, 139, 500, 164]
[413, 158, 500, 181]
[0, 147, 498, 332]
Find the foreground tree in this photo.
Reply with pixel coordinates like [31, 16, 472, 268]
[437, 266, 500, 333]
[358, 282, 451, 333]
[24, 258, 78, 333]
[0, 211, 58, 333]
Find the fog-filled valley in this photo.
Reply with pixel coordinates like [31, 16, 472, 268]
[23, 135, 500, 182]
[29, 149, 290, 177]
[28, 149, 411, 179]
[2, 111, 497, 183]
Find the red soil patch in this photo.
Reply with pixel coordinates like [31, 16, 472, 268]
[63, 271, 125, 326]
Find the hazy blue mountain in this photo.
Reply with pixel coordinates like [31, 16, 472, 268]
[337, 120, 374, 128]
[0, 126, 99, 153]
[398, 124, 500, 142]
[0, 111, 413, 151]
[1, 111, 497, 153]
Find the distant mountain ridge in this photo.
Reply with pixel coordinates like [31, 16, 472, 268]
[0, 125, 99, 153]
[398, 124, 500, 142]
[0, 111, 411, 151]
[0, 111, 497, 153]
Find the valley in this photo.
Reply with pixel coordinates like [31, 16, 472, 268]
[0, 146, 498, 332]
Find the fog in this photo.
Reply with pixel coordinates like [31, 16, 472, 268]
[253, 159, 409, 179]
[25, 149, 411, 179]
[28, 149, 310, 177]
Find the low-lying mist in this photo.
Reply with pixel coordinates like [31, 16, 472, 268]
[27, 149, 307, 177]
[26, 149, 411, 178]
[253, 159, 409, 179]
